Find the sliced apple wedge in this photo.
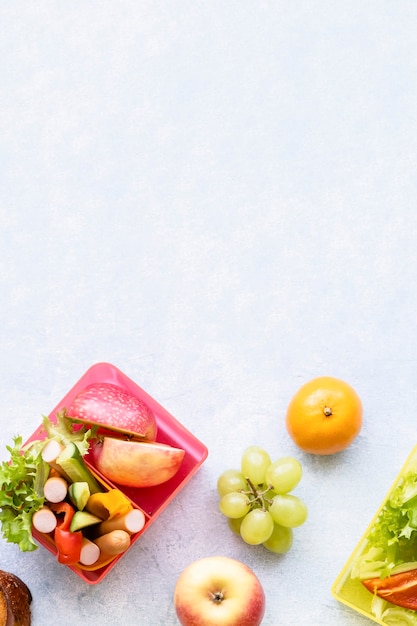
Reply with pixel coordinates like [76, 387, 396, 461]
[68, 382, 157, 441]
[90, 437, 185, 488]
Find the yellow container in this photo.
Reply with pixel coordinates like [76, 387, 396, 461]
[332, 444, 417, 625]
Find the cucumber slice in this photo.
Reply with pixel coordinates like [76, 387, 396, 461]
[68, 482, 90, 511]
[56, 443, 103, 494]
[70, 511, 103, 532]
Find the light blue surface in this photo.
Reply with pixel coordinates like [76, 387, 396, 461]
[1, 2, 417, 624]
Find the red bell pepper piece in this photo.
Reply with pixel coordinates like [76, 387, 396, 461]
[50, 502, 82, 565]
[362, 569, 417, 610]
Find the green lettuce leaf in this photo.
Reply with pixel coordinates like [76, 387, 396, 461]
[0, 411, 95, 552]
[353, 471, 417, 580]
[41, 409, 94, 456]
[0, 436, 46, 551]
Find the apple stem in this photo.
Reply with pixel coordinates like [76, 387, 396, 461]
[210, 591, 224, 604]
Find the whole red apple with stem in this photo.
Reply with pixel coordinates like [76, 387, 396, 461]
[174, 556, 265, 626]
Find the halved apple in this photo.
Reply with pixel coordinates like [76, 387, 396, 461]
[68, 382, 157, 441]
[90, 437, 185, 488]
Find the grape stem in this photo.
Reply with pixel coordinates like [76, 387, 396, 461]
[241, 478, 273, 511]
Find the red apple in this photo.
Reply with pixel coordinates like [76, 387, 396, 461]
[68, 382, 157, 440]
[174, 556, 265, 626]
[90, 437, 185, 488]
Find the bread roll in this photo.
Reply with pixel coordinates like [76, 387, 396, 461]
[0, 570, 32, 626]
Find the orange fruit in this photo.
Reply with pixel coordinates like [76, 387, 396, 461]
[285, 376, 362, 455]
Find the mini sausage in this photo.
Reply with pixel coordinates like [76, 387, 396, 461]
[43, 476, 68, 503]
[41, 440, 72, 482]
[41, 439, 65, 464]
[93, 530, 131, 556]
[79, 537, 101, 566]
[97, 509, 146, 536]
[32, 507, 57, 534]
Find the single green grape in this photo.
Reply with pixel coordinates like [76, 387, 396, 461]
[219, 492, 251, 519]
[240, 508, 274, 545]
[228, 516, 244, 535]
[266, 457, 302, 494]
[263, 523, 293, 554]
[269, 494, 308, 528]
[217, 469, 248, 497]
[241, 446, 271, 485]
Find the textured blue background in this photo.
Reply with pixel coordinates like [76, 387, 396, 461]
[1, 2, 417, 624]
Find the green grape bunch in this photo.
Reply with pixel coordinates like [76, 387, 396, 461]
[217, 446, 308, 553]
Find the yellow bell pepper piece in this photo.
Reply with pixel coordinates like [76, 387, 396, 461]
[86, 489, 133, 520]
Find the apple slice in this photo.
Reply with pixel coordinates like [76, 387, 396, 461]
[68, 382, 157, 441]
[90, 437, 185, 488]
